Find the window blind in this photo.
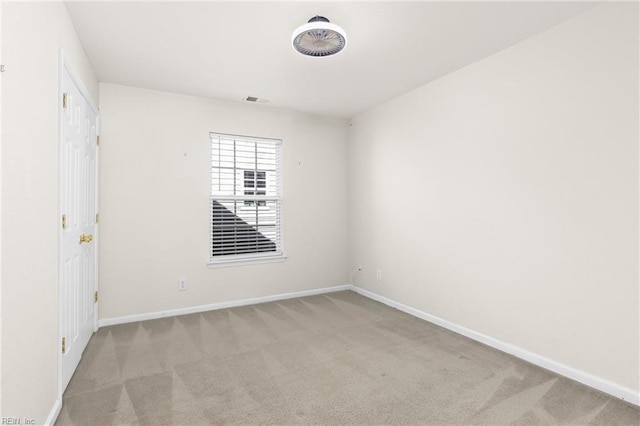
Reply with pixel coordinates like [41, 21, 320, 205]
[210, 133, 283, 263]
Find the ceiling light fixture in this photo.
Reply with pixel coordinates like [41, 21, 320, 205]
[292, 16, 347, 57]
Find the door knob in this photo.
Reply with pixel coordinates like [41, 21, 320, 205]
[79, 234, 93, 244]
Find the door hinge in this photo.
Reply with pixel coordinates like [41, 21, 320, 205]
[62, 214, 67, 229]
[94, 291, 99, 303]
[62, 92, 68, 109]
[96, 135, 100, 146]
[95, 213, 99, 224]
[61, 337, 66, 354]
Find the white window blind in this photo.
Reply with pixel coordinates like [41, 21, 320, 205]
[209, 133, 283, 264]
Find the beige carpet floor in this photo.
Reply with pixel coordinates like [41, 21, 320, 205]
[55, 290, 639, 425]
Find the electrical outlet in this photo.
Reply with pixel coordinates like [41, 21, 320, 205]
[376, 269, 382, 280]
[178, 278, 188, 291]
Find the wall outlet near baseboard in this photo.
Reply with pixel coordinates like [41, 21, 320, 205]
[376, 269, 382, 281]
[178, 278, 188, 291]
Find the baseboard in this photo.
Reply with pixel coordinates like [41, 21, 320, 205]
[44, 398, 62, 426]
[97, 283, 639, 405]
[352, 285, 640, 406]
[98, 284, 352, 327]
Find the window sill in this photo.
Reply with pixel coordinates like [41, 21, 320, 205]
[207, 254, 287, 269]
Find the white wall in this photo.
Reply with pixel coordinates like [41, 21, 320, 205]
[0, 1, 4, 413]
[348, 1, 639, 396]
[98, 84, 348, 320]
[1, 2, 99, 423]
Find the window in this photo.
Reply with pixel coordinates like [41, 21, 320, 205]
[209, 133, 283, 265]
[244, 170, 266, 206]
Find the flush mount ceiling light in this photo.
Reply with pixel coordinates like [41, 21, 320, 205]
[292, 16, 347, 57]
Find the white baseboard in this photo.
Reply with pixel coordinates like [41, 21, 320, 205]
[98, 284, 352, 327]
[44, 398, 62, 426]
[352, 285, 640, 406]
[96, 282, 638, 406]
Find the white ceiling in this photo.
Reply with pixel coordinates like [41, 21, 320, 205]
[65, 1, 598, 118]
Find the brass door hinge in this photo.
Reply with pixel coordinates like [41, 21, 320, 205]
[61, 337, 66, 354]
[94, 291, 99, 303]
[95, 213, 99, 224]
[62, 214, 67, 229]
[62, 92, 68, 109]
[96, 135, 100, 146]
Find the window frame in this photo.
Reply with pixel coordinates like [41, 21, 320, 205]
[208, 132, 285, 267]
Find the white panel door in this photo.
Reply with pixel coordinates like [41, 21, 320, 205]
[60, 66, 98, 392]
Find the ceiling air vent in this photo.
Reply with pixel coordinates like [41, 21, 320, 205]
[244, 96, 269, 104]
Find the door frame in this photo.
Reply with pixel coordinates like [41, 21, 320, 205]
[57, 49, 100, 399]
